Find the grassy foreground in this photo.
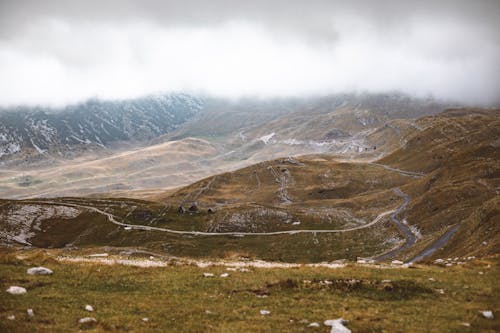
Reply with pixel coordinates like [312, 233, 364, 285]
[0, 249, 498, 332]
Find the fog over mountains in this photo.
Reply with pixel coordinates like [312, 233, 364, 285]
[1, 0, 499, 106]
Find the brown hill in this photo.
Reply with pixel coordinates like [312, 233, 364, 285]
[0, 109, 498, 263]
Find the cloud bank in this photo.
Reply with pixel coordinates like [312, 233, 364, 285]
[0, 0, 499, 106]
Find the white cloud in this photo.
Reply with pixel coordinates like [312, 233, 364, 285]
[0, 9, 499, 106]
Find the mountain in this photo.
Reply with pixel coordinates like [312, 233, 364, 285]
[0, 94, 203, 165]
[1, 108, 497, 263]
[166, 93, 450, 157]
[0, 92, 452, 199]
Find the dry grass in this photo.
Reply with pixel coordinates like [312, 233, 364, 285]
[0, 249, 498, 332]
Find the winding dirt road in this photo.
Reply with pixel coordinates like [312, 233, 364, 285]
[24, 200, 396, 237]
[20, 164, 461, 263]
[407, 224, 461, 263]
[374, 188, 416, 261]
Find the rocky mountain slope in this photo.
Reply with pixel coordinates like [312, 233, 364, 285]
[0, 93, 451, 199]
[167, 93, 450, 158]
[0, 94, 203, 165]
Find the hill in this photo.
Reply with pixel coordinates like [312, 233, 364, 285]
[0, 108, 498, 263]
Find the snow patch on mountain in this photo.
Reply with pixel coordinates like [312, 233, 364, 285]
[260, 133, 276, 144]
[0, 94, 203, 161]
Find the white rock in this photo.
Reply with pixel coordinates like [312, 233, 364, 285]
[27, 267, 53, 275]
[226, 267, 237, 271]
[88, 253, 108, 257]
[434, 259, 444, 263]
[6, 286, 27, 295]
[260, 310, 270, 315]
[460, 322, 471, 327]
[85, 305, 94, 312]
[428, 278, 436, 281]
[7, 315, 15, 320]
[203, 273, 214, 277]
[220, 273, 229, 278]
[391, 260, 403, 265]
[308, 322, 320, 327]
[27, 309, 34, 317]
[142, 317, 149, 322]
[124, 227, 132, 230]
[79, 317, 97, 324]
[324, 318, 351, 333]
[481, 311, 494, 319]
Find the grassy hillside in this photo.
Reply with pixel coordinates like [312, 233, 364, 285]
[377, 109, 500, 261]
[0, 249, 498, 332]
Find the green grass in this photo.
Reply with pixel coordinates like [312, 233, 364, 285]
[0, 249, 498, 332]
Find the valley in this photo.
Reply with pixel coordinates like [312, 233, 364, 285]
[1, 107, 498, 264]
[2, 2, 499, 331]
[0, 93, 449, 199]
[1, 99, 498, 332]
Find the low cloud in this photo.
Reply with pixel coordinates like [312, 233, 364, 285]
[0, 0, 499, 106]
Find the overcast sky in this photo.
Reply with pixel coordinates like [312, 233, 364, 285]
[1, 0, 499, 107]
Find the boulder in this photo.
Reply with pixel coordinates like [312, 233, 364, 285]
[481, 311, 494, 319]
[27, 267, 53, 275]
[324, 318, 351, 333]
[78, 317, 97, 327]
[6, 286, 27, 295]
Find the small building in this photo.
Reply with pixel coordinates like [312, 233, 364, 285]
[188, 204, 199, 213]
